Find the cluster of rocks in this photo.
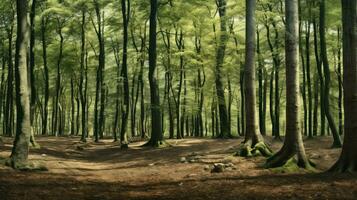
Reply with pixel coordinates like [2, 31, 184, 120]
[180, 152, 202, 163]
[206, 162, 237, 173]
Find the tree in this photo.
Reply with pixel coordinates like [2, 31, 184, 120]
[265, 0, 311, 168]
[319, 0, 342, 148]
[145, 0, 164, 147]
[214, 0, 230, 138]
[329, 0, 357, 173]
[9, 0, 31, 168]
[239, 0, 271, 157]
[120, 0, 130, 148]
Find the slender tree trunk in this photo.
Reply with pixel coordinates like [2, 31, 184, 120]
[41, 15, 49, 136]
[319, 0, 342, 148]
[336, 27, 343, 136]
[120, 0, 130, 148]
[257, 30, 266, 135]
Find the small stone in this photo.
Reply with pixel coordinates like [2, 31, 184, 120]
[148, 163, 155, 166]
[203, 165, 210, 171]
[189, 159, 196, 163]
[190, 152, 198, 156]
[225, 163, 234, 168]
[178, 182, 183, 186]
[180, 157, 187, 163]
[41, 154, 47, 157]
[211, 163, 225, 173]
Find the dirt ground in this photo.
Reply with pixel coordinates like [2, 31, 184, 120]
[0, 136, 356, 200]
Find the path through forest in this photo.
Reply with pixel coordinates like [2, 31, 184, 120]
[0, 137, 356, 200]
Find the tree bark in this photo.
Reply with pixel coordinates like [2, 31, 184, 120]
[329, 0, 356, 172]
[319, 0, 342, 148]
[266, 0, 310, 168]
[10, 0, 31, 168]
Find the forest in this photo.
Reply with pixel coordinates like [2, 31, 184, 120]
[0, 0, 356, 199]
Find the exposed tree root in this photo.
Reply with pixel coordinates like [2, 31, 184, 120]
[142, 140, 171, 148]
[235, 142, 273, 157]
[265, 151, 315, 172]
[29, 140, 41, 149]
[329, 159, 357, 173]
[267, 158, 315, 173]
[331, 141, 342, 149]
[120, 143, 129, 149]
[4, 159, 48, 171]
[80, 138, 87, 143]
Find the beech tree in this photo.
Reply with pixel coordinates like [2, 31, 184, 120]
[265, 0, 311, 168]
[9, 0, 31, 169]
[329, 0, 357, 173]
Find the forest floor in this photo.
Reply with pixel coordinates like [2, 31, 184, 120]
[0, 136, 356, 200]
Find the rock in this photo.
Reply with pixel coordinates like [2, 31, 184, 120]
[225, 163, 234, 168]
[148, 163, 155, 166]
[203, 165, 211, 171]
[190, 152, 198, 156]
[211, 163, 225, 173]
[41, 154, 47, 157]
[180, 157, 187, 163]
[76, 146, 84, 151]
[186, 173, 198, 177]
[189, 159, 197, 163]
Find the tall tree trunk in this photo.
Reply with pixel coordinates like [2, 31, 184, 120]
[145, 0, 164, 147]
[319, 0, 342, 148]
[215, 0, 230, 138]
[266, 0, 310, 168]
[41, 14, 49, 136]
[242, 0, 268, 153]
[336, 27, 343, 136]
[329, 0, 356, 172]
[79, 8, 87, 142]
[29, 0, 37, 146]
[313, 18, 326, 136]
[120, 0, 130, 148]
[257, 29, 266, 135]
[10, 0, 31, 168]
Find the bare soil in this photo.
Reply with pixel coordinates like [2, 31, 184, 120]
[0, 136, 356, 200]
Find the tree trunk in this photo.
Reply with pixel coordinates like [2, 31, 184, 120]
[243, 0, 264, 146]
[41, 15, 49, 136]
[215, 0, 230, 138]
[145, 0, 164, 147]
[120, 0, 130, 148]
[266, 0, 310, 168]
[329, 0, 357, 172]
[10, 0, 31, 168]
[319, 0, 342, 148]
